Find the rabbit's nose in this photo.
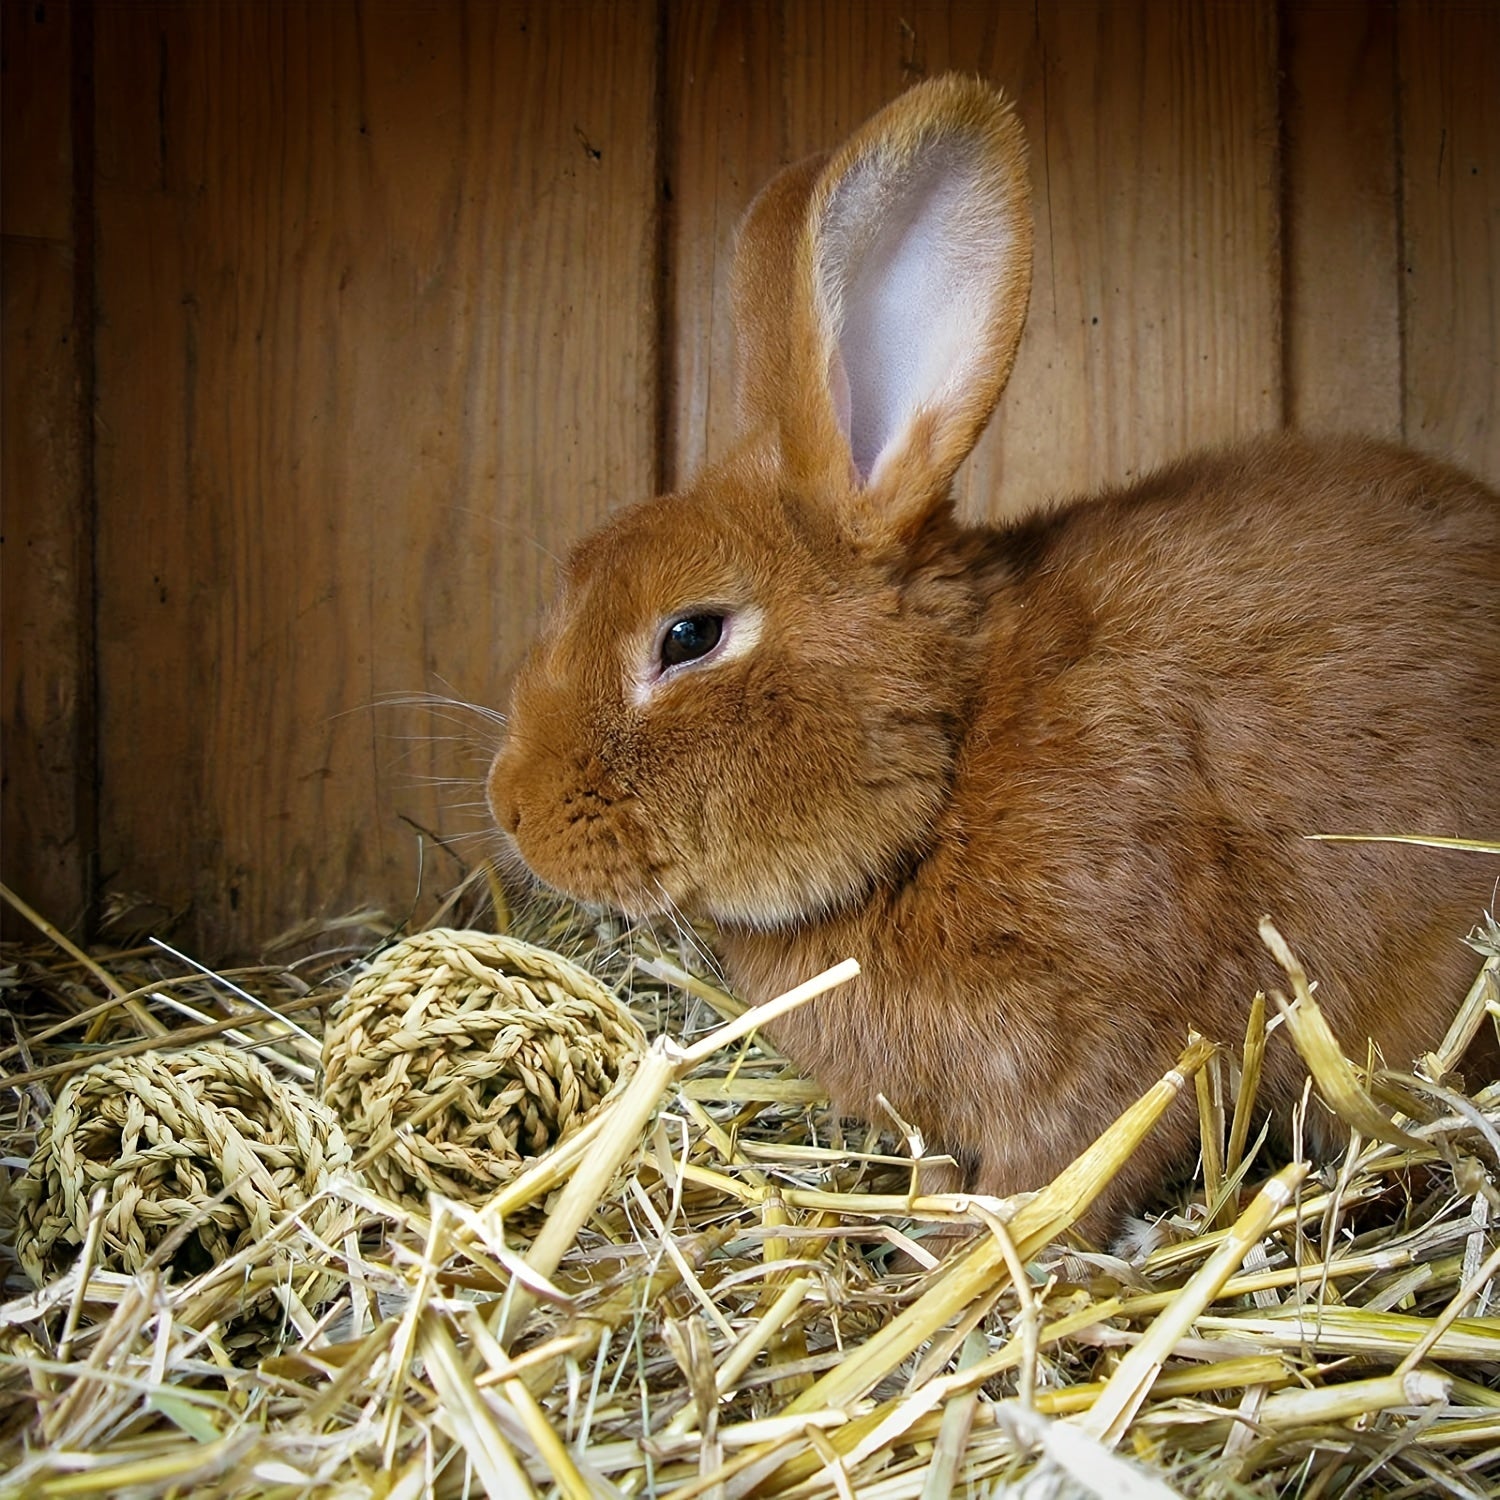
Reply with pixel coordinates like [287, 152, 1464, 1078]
[486, 751, 522, 835]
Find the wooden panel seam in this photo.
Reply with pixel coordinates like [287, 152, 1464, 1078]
[651, 0, 673, 497]
[73, 0, 100, 936]
[0, 0, 97, 938]
[1391, 0, 1408, 444]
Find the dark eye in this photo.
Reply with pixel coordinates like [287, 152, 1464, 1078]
[660, 613, 724, 670]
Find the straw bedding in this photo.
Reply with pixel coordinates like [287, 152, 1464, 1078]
[0, 870, 1497, 1499]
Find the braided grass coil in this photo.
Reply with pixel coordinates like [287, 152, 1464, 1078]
[320, 928, 647, 1208]
[13, 1044, 352, 1304]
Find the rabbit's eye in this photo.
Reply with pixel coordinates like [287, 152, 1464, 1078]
[661, 614, 724, 669]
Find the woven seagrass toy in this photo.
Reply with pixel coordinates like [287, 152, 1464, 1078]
[14, 1044, 352, 1302]
[320, 928, 647, 1208]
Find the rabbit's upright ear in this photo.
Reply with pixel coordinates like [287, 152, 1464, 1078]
[732, 76, 1031, 544]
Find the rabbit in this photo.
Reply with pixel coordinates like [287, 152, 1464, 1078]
[487, 75, 1500, 1239]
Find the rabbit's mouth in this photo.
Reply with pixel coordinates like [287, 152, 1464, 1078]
[490, 744, 880, 934]
[493, 804, 833, 933]
[486, 744, 696, 921]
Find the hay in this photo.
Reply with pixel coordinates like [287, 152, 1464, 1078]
[0, 873, 1497, 1499]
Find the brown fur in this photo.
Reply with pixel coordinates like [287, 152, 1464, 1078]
[488, 79, 1500, 1237]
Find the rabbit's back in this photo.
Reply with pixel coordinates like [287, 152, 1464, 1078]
[984, 434, 1497, 856]
[986, 432, 1495, 1012]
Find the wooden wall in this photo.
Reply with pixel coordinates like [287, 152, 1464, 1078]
[4, 0, 1498, 958]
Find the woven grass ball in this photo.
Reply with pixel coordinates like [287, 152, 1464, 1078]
[321, 928, 647, 1208]
[14, 1045, 353, 1297]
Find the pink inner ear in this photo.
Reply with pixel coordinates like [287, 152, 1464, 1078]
[828, 346, 853, 448]
[819, 141, 1014, 487]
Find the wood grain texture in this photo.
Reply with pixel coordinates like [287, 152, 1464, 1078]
[993, 0, 1281, 517]
[663, 0, 785, 488]
[1398, 0, 1500, 483]
[1282, 0, 1401, 438]
[1, 0, 92, 936]
[92, 1, 659, 955]
[5, 1, 1499, 953]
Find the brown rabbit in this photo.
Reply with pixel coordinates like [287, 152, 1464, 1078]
[488, 76, 1500, 1236]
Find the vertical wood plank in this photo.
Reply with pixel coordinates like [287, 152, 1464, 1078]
[666, 1, 1280, 524]
[93, 1, 660, 955]
[1281, 0, 1401, 439]
[1398, 1, 1500, 484]
[997, 0, 1280, 516]
[663, 1, 786, 488]
[1, 0, 92, 935]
